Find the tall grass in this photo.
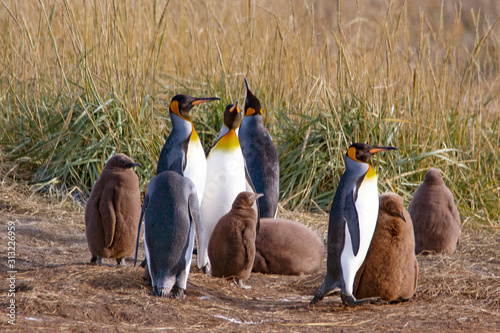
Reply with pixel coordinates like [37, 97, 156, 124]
[0, 0, 498, 228]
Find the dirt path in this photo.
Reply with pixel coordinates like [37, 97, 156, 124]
[0, 183, 499, 332]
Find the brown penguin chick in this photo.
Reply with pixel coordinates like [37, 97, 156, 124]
[85, 153, 141, 266]
[408, 168, 461, 254]
[208, 191, 262, 288]
[354, 193, 418, 302]
[252, 218, 324, 275]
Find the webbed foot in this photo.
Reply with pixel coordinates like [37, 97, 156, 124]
[341, 294, 380, 307]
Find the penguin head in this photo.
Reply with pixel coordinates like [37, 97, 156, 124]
[169, 94, 220, 121]
[223, 101, 243, 129]
[347, 143, 397, 163]
[232, 191, 264, 209]
[380, 193, 407, 223]
[243, 78, 262, 116]
[423, 168, 444, 186]
[105, 153, 142, 170]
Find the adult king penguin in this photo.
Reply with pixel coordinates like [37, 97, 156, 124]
[135, 171, 208, 298]
[156, 94, 219, 203]
[310, 143, 397, 307]
[200, 101, 257, 271]
[239, 78, 280, 218]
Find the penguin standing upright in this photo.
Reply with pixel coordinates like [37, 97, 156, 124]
[200, 101, 255, 270]
[354, 193, 418, 302]
[135, 171, 208, 298]
[208, 191, 262, 288]
[310, 143, 397, 307]
[85, 154, 141, 266]
[239, 78, 280, 218]
[156, 94, 219, 203]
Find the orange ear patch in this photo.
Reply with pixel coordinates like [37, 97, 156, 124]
[246, 107, 256, 116]
[170, 100, 180, 116]
[347, 146, 357, 161]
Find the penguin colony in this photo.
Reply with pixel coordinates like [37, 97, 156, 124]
[84, 78, 460, 306]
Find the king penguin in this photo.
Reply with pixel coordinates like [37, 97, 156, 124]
[200, 101, 257, 272]
[239, 78, 280, 218]
[156, 94, 219, 203]
[134, 171, 208, 298]
[310, 143, 397, 307]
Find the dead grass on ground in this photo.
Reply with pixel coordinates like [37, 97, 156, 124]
[0, 176, 499, 332]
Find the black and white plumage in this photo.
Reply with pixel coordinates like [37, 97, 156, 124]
[310, 143, 397, 307]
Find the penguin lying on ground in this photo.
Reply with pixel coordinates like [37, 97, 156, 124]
[85, 153, 141, 266]
[135, 171, 208, 298]
[310, 143, 397, 307]
[353, 193, 418, 303]
[408, 168, 461, 254]
[239, 78, 280, 218]
[252, 218, 324, 275]
[200, 101, 258, 272]
[208, 191, 262, 289]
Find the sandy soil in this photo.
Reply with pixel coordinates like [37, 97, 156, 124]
[0, 182, 499, 332]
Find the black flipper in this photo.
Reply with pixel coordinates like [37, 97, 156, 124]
[134, 194, 149, 266]
[344, 188, 360, 256]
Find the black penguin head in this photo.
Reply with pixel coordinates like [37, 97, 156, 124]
[223, 101, 243, 129]
[105, 153, 142, 170]
[347, 143, 397, 163]
[244, 78, 262, 116]
[169, 94, 220, 120]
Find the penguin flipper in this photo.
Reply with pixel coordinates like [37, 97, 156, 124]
[134, 194, 149, 266]
[100, 189, 116, 248]
[189, 191, 209, 271]
[344, 190, 360, 256]
[244, 164, 261, 234]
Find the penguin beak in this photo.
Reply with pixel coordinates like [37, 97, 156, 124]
[229, 101, 240, 113]
[369, 146, 398, 154]
[191, 97, 220, 106]
[132, 162, 142, 168]
[400, 212, 407, 223]
[244, 77, 252, 94]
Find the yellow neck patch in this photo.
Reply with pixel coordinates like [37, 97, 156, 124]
[366, 165, 377, 178]
[190, 126, 199, 141]
[216, 129, 240, 151]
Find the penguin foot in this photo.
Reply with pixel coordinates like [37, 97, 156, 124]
[201, 264, 211, 276]
[116, 258, 126, 266]
[341, 294, 380, 307]
[236, 278, 251, 290]
[90, 256, 103, 265]
[153, 287, 168, 298]
[171, 286, 185, 299]
[390, 297, 410, 304]
[309, 294, 324, 306]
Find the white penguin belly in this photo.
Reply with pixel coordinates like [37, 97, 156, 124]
[341, 175, 379, 296]
[184, 138, 207, 203]
[201, 148, 246, 243]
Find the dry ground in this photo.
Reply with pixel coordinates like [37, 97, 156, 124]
[0, 181, 499, 332]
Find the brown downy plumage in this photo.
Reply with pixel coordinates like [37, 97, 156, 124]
[354, 193, 418, 302]
[253, 218, 324, 275]
[208, 191, 262, 288]
[85, 153, 141, 265]
[408, 168, 461, 254]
